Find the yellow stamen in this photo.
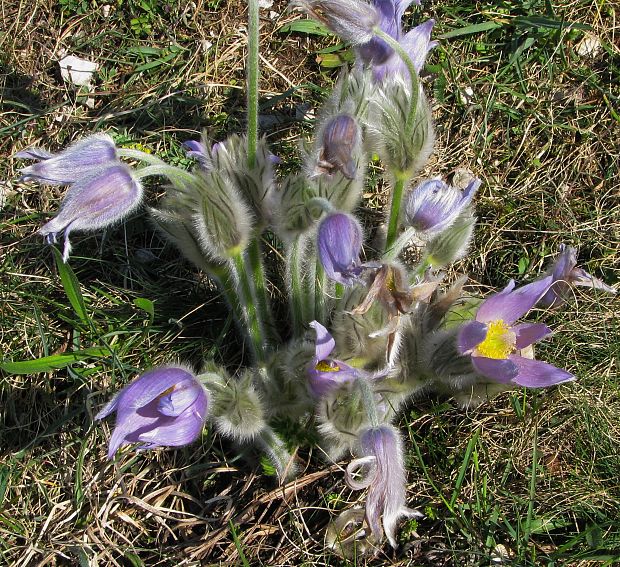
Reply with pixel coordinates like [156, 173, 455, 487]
[474, 319, 516, 359]
[315, 360, 340, 372]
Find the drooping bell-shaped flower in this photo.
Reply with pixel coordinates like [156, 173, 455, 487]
[292, 0, 380, 45]
[457, 276, 575, 387]
[315, 115, 360, 180]
[404, 176, 480, 237]
[17, 134, 117, 185]
[96, 366, 209, 459]
[308, 321, 359, 397]
[345, 424, 420, 547]
[38, 163, 143, 261]
[317, 212, 364, 285]
[539, 244, 616, 307]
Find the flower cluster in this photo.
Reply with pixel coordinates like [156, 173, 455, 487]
[13, 0, 616, 559]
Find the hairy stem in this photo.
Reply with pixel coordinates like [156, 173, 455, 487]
[384, 173, 408, 253]
[247, 0, 260, 168]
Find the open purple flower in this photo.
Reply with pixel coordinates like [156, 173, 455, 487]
[317, 212, 364, 285]
[345, 425, 420, 547]
[539, 244, 616, 307]
[96, 366, 209, 459]
[17, 134, 117, 185]
[38, 163, 143, 261]
[308, 321, 359, 397]
[404, 176, 480, 237]
[457, 276, 575, 388]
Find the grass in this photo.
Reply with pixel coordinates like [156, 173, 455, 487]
[1, 0, 619, 565]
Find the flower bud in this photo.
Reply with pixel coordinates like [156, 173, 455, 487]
[317, 212, 364, 286]
[423, 211, 476, 268]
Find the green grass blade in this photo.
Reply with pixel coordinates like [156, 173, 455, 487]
[52, 247, 89, 326]
[0, 347, 109, 374]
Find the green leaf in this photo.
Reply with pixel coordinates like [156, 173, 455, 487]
[53, 247, 89, 326]
[133, 297, 155, 322]
[439, 21, 503, 39]
[0, 347, 109, 375]
[513, 16, 592, 31]
[278, 20, 332, 36]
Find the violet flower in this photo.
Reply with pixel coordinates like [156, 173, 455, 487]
[292, 0, 380, 45]
[345, 424, 420, 547]
[317, 212, 364, 285]
[308, 321, 359, 397]
[457, 276, 575, 387]
[38, 163, 143, 261]
[316, 115, 360, 180]
[404, 176, 480, 237]
[539, 244, 616, 307]
[17, 134, 117, 185]
[96, 366, 209, 459]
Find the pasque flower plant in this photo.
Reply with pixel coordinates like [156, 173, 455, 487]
[13, 0, 616, 558]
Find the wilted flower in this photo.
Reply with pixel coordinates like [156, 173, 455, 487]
[315, 115, 360, 179]
[457, 276, 575, 387]
[38, 163, 143, 261]
[353, 263, 414, 317]
[17, 134, 117, 185]
[292, 0, 380, 45]
[96, 366, 209, 459]
[317, 212, 364, 285]
[404, 176, 480, 237]
[539, 244, 616, 307]
[346, 424, 420, 547]
[308, 321, 359, 397]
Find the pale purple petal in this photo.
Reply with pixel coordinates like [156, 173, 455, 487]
[307, 361, 358, 397]
[319, 115, 359, 180]
[15, 147, 55, 160]
[157, 378, 202, 416]
[18, 134, 117, 185]
[571, 268, 617, 294]
[513, 322, 552, 349]
[389, 19, 437, 77]
[508, 355, 575, 388]
[471, 356, 519, 383]
[457, 321, 488, 354]
[357, 0, 399, 65]
[345, 455, 378, 490]
[476, 276, 552, 325]
[317, 213, 363, 285]
[309, 320, 336, 362]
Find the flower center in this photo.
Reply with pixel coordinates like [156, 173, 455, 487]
[474, 319, 516, 359]
[315, 360, 340, 372]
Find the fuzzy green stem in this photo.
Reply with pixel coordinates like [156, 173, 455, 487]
[247, 237, 277, 344]
[231, 252, 265, 362]
[247, 0, 260, 168]
[289, 236, 307, 336]
[315, 257, 327, 324]
[384, 226, 416, 260]
[117, 148, 169, 166]
[357, 376, 379, 428]
[384, 173, 408, 253]
[372, 27, 420, 137]
[133, 164, 196, 188]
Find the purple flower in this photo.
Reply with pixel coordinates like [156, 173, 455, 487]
[308, 321, 358, 397]
[96, 366, 209, 459]
[404, 176, 480, 237]
[17, 134, 117, 185]
[38, 163, 143, 261]
[317, 212, 364, 285]
[539, 244, 616, 307]
[293, 0, 380, 45]
[345, 425, 420, 547]
[357, 9, 438, 82]
[457, 276, 575, 388]
[316, 115, 360, 180]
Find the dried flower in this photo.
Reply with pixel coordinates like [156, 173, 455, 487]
[96, 366, 209, 459]
[39, 163, 143, 261]
[17, 134, 117, 185]
[539, 244, 616, 307]
[317, 212, 364, 285]
[457, 277, 575, 387]
[346, 424, 420, 547]
[404, 176, 480, 237]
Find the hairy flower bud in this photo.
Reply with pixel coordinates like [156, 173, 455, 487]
[423, 211, 476, 268]
[317, 212, 364, 285]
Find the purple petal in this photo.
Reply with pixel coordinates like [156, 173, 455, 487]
[307, 361, 357, 397]
[513, 322, 552, 349]
[471, 356, 519, 383]
[508, 355, 575, 388]
[457, 321, 488, 354]
[398, 19, 437, 74]
[309, 320, 336, 362]
[476, 276, 552, 325]
[19, 134, 117, 185]
[320, 115, 360, 180]
[317, 213, 363, 285]
[571, 268, 617, 294]
[157, 378, 203, 416]
[15, 147, 55, 160]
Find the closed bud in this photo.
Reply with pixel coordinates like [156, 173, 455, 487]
[271, 174, 320, 241]
[423, 211, 476, 268]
